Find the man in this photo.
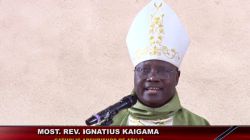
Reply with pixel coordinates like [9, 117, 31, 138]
[111, 0, 209, 126]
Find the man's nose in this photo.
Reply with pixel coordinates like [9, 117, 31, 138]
[147, 69, 160, 82]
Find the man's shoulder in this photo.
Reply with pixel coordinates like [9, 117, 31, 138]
[174, 107, 210, 125]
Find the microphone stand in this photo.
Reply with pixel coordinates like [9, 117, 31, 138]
[99, 109, 118, 126]
[85, 95, 137, 126]
[100, 119, 113, 126]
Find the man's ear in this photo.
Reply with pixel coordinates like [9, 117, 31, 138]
[175, 70, 181, 86]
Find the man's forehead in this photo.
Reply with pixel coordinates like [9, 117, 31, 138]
[136, 60, 178, 69]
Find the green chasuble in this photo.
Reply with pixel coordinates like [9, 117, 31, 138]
[111, 91, 209, 126]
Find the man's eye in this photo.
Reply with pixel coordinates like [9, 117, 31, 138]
[164, 69, 171, 72]
[142, 68, 150, 73]
[158, 69, 171, 74]
[157, 70, 165, 74]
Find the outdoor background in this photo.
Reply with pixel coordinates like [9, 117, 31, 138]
[0, 0, 249, 125]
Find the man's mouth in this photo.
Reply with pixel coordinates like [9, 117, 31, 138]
[145, 87, 163, 94]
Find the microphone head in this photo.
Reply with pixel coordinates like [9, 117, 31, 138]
[85, 116, 97, 126]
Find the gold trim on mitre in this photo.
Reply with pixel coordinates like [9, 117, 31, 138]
[135, 1, 181, 61]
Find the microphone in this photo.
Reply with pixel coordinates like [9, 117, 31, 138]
[85, 95, 137, 126]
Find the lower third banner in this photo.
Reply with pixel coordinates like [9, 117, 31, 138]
[0, 126, 249, 140]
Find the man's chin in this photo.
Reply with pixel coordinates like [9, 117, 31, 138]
[145, 102, 164, 108]
[140, 98, 164, 108]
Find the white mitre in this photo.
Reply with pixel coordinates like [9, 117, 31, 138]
[126, 0, 190, 68]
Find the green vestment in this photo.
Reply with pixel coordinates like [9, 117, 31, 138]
[111, 91, 209, 126]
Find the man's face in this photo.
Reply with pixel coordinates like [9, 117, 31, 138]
[134, 60, 180, 108]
